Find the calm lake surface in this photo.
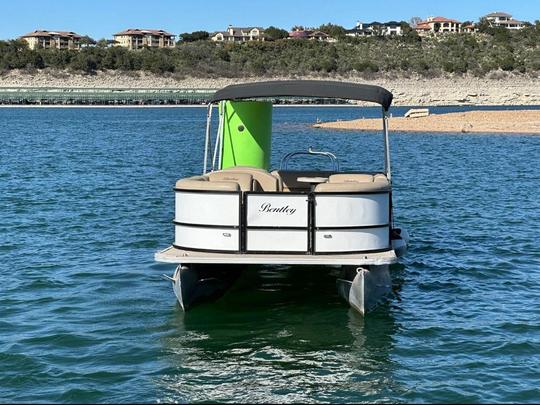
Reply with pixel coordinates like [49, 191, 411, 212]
[1, 105, 540, 403]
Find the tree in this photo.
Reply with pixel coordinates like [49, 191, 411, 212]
[409, 17, 422, 28]
[265, 26, 289, 41]
[179, 31, 209, 42]
[96, 38, 110, 48]
[400, 21, 420, 42]
[477, 17, 492, 33]
[318, 23, 347, 39]
[80, 36, 97, 47]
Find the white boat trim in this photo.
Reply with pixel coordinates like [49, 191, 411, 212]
[155, 245, 399, 266]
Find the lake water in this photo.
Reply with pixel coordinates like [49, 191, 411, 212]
[1, 105, 540, 403]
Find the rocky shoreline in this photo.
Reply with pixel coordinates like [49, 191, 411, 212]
[0, 69, 539, 106]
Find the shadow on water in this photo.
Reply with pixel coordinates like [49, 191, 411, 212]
[156, 265, 407, 403]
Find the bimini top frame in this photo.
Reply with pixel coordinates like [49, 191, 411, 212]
[204, 80, 394, 179]
[210, 80, 393, 111]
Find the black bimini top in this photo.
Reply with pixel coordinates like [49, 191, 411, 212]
[209, 80, 393, 111]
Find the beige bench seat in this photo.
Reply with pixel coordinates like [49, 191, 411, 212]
[315, 181, 389, 193]
[207, 171, 254, 192]
[271, 170, 336, 192]
[316, 172, 390, 193]
[223, 166, 279, 192]
[175, 175, 241, 192]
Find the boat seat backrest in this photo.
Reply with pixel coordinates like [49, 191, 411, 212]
[373, 173, 389, 183]
[329, 173, 374, 183]
[329, 173, 390, 184]
[271, 170, 336, 192]
[320, 173, 390, 192]
[207, 171, 254, 192]
[223, 166, 279, 192]
[314, 181, 390, 193]
[175, 175, 240, 192]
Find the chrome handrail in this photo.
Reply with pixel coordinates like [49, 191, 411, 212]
[280, 147, 340, 171]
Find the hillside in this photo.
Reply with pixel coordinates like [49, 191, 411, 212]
[1, 26, 539, 78]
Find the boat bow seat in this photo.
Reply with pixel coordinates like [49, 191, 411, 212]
[316, 173, 390, 193]
[207, 171, 254, 192]
[328, 173, 374, 183]
[314, 182, 389, 193]
[222, 166, 279, 192]
[271, 170, 336, 192]
[175, 176, 240, 192]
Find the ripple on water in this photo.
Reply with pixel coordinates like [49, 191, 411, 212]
[1, 106, 540, 403]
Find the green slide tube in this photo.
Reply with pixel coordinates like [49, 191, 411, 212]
[220, 101, 272, 170]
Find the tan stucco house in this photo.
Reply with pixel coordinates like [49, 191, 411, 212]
[415, 17, 462, 35]
[20, 30, 82, 50]
[113, 29, 176, 50]
[210, 26, 265, 42]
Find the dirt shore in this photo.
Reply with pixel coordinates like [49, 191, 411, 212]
[0, 70, 539, 106]
[314, 110, 540, 134]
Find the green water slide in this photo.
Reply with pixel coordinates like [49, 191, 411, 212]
[220, 101, 272, 170]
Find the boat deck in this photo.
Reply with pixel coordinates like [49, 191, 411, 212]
[154, 246, 398, 266]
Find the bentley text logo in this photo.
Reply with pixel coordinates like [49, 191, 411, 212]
[259, 203, 297, 216]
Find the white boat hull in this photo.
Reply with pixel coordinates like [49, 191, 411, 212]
[164, 228, 408, 314]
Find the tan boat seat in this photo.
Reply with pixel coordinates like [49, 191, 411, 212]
[314, 181, 390, 193]
[329, 173, 374, 183]
[208, 171, 253, 192]
[223, 166, 279, 192]
[271, 170, 336, 192]
[175, 176, 240, 192]
[329, 173, 389, 185]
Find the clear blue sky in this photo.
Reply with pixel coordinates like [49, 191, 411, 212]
[2, 0, 538, 40]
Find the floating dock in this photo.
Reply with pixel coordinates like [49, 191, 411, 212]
[0, 87, 217, 105]
[0, 87, 355, 106]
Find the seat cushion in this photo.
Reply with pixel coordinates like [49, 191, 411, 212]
[271, 170, 335, 192]
[223, 166, 279, 192]
[208, 171, 253, 192]
[329, 173, 374, 183]
[314, 181, 390, 193]
[175, 176, 239, 191]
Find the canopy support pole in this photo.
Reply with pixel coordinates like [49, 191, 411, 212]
[203, 104, 213, 174]
[383, 109, 391, 182]
[217, 101, 225, 171]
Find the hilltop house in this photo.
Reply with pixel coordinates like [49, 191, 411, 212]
[210, 26, 265, 42]
[346, 21, 403, 37]
[461, 23, 479, 33]
[484, 12, 524, 30]
[113, 29, 176, 50]
[20, 30, 83, 50]
[415, 16, 462, 35]
[288, 28, 337, 42]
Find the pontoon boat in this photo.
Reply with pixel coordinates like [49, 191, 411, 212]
[155, 80, 408, 315]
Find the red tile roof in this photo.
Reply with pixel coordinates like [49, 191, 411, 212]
[428, 16, 461, 24]
[21, 30, 82, 39]
[415, 22, 431, 30]
[114, 29, 175, 37]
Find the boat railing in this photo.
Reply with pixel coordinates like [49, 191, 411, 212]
[280, 147, 340, 171]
